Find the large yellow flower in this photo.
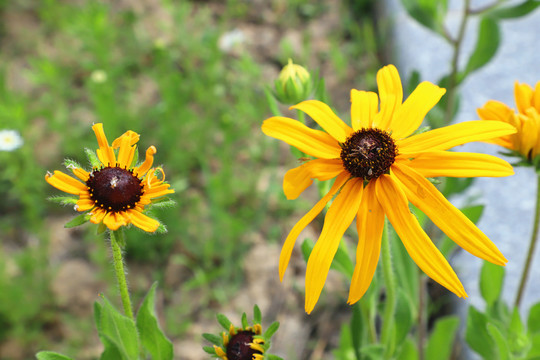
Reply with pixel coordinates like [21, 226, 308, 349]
[478, 80, 540, 161]
[262, 65, 517, 313]
[46, 123, 174, 232]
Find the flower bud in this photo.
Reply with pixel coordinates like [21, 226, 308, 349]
[274, 59, 312, 105]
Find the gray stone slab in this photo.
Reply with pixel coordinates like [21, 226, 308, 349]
[383, 0, 540, 312]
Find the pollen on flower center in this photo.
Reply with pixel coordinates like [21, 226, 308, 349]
[340, 128, 397, 180]
[226, 331, 262, 360]
[86, 166, 143, 212]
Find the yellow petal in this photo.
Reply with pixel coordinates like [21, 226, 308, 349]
[71, 167, 89, 181]
[351, 90, 379, 130]
[46, 170, 88, 195]
[375, 174, 467, 298]
[103, 211, 128, 231]
[305, 177, 364, 313]
[262, 116, 342, 159]
[391, 82, 446, 140]
[534, 81, 540, 111]
[398, 151, 514, 178]
[92, 123, 116, 166]
[372, 65, 403, 131]
[283, 159, 345, 200]
[89, 208, 107, 224]
[112, 130, 140, 148]
[279, 172, 349, 281]
[397, 120, 517, 153]
[136, 146, 157, 176]
[128, 210, 159, 232]
[116, 134, 134, 168]
[392, 164, 507, 265]
[477, 100, 514, 123]
[521, 110, 539, 158]
[76, 198, 95, 211]
[348, 181, 384, 304]
[515, 81, 534, 114]
[291, 100, 354, 143]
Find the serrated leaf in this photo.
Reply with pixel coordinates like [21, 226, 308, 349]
[147, 199, 176, 209]
[466, 306, 496, 359]
[64, 213, 91, 228]
[97, 296, 140, 360]
[480, 260, 505, 306]
[488, 0, 540, 19]
[425, 316, 460, 360]
[136, 282, 173, 360]
[36, 351, 75, 360]
[63, 158, 83, 170]
[463, 16, 500, 77]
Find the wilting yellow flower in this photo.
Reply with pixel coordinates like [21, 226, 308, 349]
[46, 123, 174, 232]
[262, 65, 516, 313]
[478, 81, 540, 162]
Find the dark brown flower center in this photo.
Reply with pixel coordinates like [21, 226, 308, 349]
[86, 167, 143, 212]
[340, 128, 397, 180]
[227, 331, 262, 360]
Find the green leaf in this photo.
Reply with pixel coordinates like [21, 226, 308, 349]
[528, 302, 540, 333]
[350, 303, 364, 360]
[136, 282, 173, 360]
[253, 305, 262, 325]
[487, 323, 510, 360]
[462, 16, 500, 78]
[528, 333, 540, 358]
[264, 322, 280, 338]
[333, 324, 355, 360]
[394, 289, 415, 346]
[96, 296, 140, 360]
[202, 333, 222, 346]
[217, 313, 232, 331]
[64, 212, 91, 228]
[63, 158, 83, 170]
[48, 196, 78, 205]
[36, 352, 75, 360]
[466, 306, 497, 359]
[396, 338, 418, 360]
[426, 316, 460, 360]
[85, 148, 101, 168]
[400, 0, 437, 31]
[480, 261, 505, 306]
[487, 0, 540, 20]
[147, 199, 176, 209]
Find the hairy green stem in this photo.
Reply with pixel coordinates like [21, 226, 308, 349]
[110, 230, 134, 320]
[514, 173, 540, 307]
[381, 219, 396, 358]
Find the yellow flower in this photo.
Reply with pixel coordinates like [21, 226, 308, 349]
[262, 65, 517, 314]
[46, 123, 174, 232]
[478, 81, 540, 161]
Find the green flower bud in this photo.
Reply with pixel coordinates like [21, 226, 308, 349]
[274, 59, 312, 105]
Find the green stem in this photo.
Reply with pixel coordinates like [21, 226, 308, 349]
[110, 229, 134, 320]
[444, 0, 470, 126]
[381, 219, 396, 358]
[514, 173, 540, 307]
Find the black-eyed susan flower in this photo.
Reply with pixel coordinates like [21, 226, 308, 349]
[46, 123, 174, 232]
[262, 64, 517, 313]
[203, 305, 281, 360]
[478, 80, 540, 163]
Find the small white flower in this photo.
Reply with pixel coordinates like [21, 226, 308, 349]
[90, 69, 107, 83]
[0, 129, 23, 151]
[218, 28, 245, 53]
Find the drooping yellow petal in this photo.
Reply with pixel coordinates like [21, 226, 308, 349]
[392, 163, 507, 265]
[128, 209, 159, 232]
[71, 167, 90, 181]
[136, 146, 157, 176]
[291, 100, 354, 143]
[262, 116, 342, 159]
[143, 183, 174, 199]
[112, 130, 140, 148]
[348, 181, 384, 304]
[305, 177, 364, 313]
[397, 120, 516, 153]
[103, 211, 128, 231]
[398, 151, 514, 178]
[515, 81, 534, 114]
[391, 82, 446, 140]
[283, 159, 345, 200]
[375, 174, 467, 298]
[92, 123, 116, 166]
[372, 65, 403, 131]
[351, 89, 379, 130]
[46, 171, 88, 195]
[279, 172, 349, 281]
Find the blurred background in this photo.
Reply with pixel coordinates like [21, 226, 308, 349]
[0, 0, 387, 358]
